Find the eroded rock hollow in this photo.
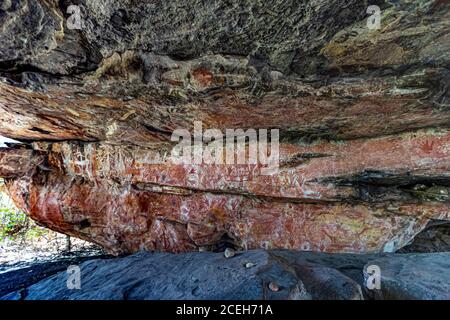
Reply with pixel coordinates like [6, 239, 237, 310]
[0, 0, 449, 255]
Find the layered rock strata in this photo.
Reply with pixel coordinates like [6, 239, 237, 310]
[0, 0, 449, 254]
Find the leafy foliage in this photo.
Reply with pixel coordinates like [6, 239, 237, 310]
[0, 196, 51, 242]
[0, 207, 29, 240]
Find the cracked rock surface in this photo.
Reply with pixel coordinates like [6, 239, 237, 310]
[0, 0, 449, 255]
[1, 250, 449, 300]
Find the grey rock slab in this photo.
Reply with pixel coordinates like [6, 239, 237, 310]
[3, 250, 448, 300]
[363, 252, 450, 300]
[2, 250, 364, 300]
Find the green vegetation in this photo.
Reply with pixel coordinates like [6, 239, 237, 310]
[0, 205, 51, 242]
[0, 207, 29, 240]
[0, 187, 50, 242]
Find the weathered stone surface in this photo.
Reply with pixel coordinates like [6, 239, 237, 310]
[1, 250, 364, 300]
[2, 130, 449, 255]
[0, 148, 44, 178]
[0, 255, 110, 298]
[363, 252, 450, 300]
[2, 250, 448, 300]
[1, 1, 449, 145]
[398, 220, 450, 253]
[0, 0, 449, 254]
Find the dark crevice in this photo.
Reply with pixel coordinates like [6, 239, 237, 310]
[397, 220, 450, 253]
[327, 170, 450, 188]
[79, 219, 91, 230]
[321, 171, 450, 203]
[211, 233, 238, 252]
[29, 127, 52, 135]
[142, 124, 173, 136]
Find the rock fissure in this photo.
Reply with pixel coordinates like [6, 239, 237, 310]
[0, 0, 449, 255]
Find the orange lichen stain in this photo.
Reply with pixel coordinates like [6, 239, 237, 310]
[126, 168, 141, 175]
[192, 68, 214, 87]
[210, 207, 227, 223]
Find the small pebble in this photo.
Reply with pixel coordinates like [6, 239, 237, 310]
[270, 71, 283, 81]
[245, 262, 254, 269]
[387, 205, 399, 211]
[268, 282, 279, 292]
[224, 248, 235, 258]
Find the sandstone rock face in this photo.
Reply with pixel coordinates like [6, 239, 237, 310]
[0, 1, 449, 254]
[398, 220, 450, 253]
